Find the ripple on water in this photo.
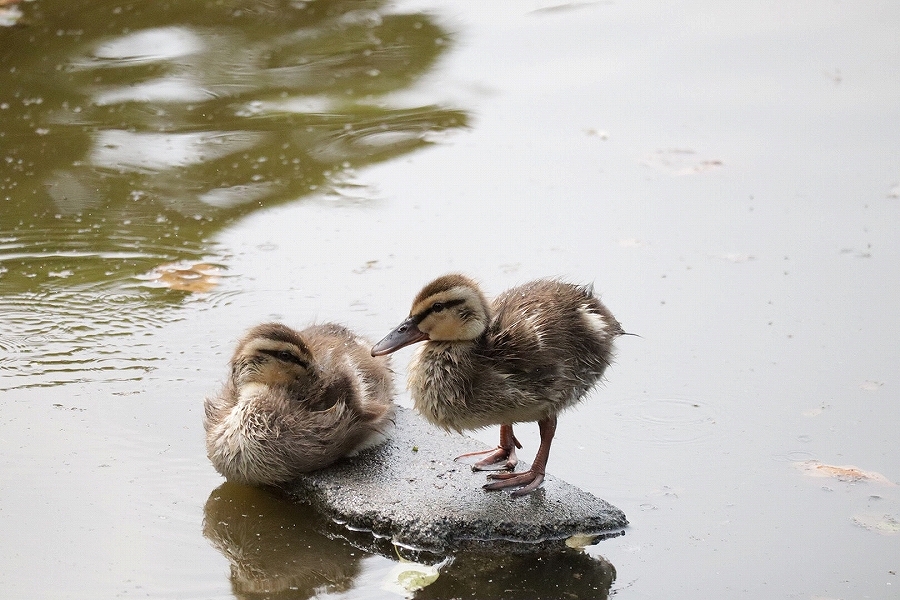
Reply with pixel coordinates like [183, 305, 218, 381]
[0, 222, 234, 390]
[0, 282, 183, 390]
[0, 226, 209, 260]
[604, 396, 723, 448]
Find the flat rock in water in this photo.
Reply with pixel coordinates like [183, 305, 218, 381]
[285, 407, 627, 553]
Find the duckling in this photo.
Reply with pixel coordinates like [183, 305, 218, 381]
[371, 274, 623, 496]
[204, 322, 395, 487]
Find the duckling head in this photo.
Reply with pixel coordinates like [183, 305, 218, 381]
[231, 322, 314, 390]
[372, 273, 489, 356]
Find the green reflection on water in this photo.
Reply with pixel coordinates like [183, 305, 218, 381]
[0, 0, 467, 387]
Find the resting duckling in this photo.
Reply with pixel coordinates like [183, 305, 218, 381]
[371, 274, 624, 496]
[204, 322, 395, 486]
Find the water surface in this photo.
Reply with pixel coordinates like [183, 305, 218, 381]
[1, 1, 898, 599]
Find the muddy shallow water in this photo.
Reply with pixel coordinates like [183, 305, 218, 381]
[1, 1, 898, 598]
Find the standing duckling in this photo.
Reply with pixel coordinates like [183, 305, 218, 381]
[371, 274, 623, 496]
[205, 322, 395, 487]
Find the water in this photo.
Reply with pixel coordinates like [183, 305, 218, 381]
[1, 1, 899, 598]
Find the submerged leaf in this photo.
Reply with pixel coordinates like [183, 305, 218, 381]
[565, 533, 597, 549]
[851, 513, 900, 535]
[0, 6, 23, 27]
[397, 566, 439, 590]
[382, 553, 448, 597]
[140, 262, 223, 293]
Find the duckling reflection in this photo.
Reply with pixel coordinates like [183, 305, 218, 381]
[205, 322, 395, 486]
[372, 274, 625, 496]
[203, 482, 362, 599]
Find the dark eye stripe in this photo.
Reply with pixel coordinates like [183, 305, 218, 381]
[416, 297, 466, 321]
[260, 348, 309, 368]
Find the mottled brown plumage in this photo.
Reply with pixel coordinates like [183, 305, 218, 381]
[372, 274, 623, 496]
[205, 322, 395, 486]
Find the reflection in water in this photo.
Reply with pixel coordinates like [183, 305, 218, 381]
[0, 0, 467, 388]
[203, 483, 363, 599]
[421, 550, 616, 600]
[203, 482, 617, 600]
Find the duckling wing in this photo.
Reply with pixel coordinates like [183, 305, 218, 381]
[481, 301, 565, 394]
[485, 280, 617, 401]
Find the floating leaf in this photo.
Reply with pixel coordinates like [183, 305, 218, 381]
[140, 262, 223, 293]
[796, 460, 896, 485]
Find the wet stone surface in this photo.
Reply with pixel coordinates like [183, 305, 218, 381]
[284, 407, 628, 553]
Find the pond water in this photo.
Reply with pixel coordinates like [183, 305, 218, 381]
[1, 1, 898, 598]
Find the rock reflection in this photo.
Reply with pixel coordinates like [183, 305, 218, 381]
[421, 549, 616, 600]
[203, 482, 617, 600]
[0, 0, 467, 387]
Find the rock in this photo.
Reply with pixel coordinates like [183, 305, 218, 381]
[284, 407, 627, 553]
[203, 481, 619, 598]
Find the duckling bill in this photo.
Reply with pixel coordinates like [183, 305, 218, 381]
[205, 322, 395, 487]
[372, 273, 623, 497]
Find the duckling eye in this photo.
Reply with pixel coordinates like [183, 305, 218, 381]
[273, 350, 307, 367]
[259, 347, 309, 368]
[432, 302, 446, 313]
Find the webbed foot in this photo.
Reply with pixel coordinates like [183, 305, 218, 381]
[453, 423, 521, 471]
[483, 469, 545, 496]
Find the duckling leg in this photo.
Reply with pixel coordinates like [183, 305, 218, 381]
[454, 424, 521, 471]
[484, 415, 557, 496]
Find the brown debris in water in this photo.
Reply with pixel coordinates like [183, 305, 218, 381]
[796, 460, 896, 485]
